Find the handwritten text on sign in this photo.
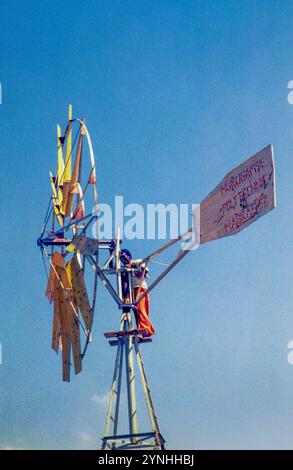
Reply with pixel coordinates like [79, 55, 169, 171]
[200, 145, 276, 244]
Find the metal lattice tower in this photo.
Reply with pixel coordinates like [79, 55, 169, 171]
[101, 308, 165, 450]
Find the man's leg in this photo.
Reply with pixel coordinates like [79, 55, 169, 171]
[134, 288, 155, 336]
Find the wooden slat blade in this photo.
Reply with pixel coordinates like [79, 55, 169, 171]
[56, 124, 65, 187]
[65, 132, 83, 217]
[55, 267, 71, 382]
[70, 254, 93, 332]
[49, 172, 64, 226]
[45, 252, 65, 302]
[60, 181, 70, 216]
[65, 261, 82, 375]
[63, 104, 72, 183]
[52, 305, 61, 353]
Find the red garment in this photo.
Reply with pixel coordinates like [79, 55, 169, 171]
[133, 287, 155, 336]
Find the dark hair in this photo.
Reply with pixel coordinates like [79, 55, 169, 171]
[120, 249, 132, 265]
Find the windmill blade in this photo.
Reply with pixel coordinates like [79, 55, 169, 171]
[45, 252, 83, 381]
[67, 305, 82, 375]
[60, 104, 73, 215]
[70, 254, 93, 332]
[47, 254, 63, 353]
[49, 172, 64, 226]
[78, 119, 98, 207]
[64, 104, 72, 182]
[65, 127, 83, 217]
[200, 144, 276, 244]
[60, 182, 71, 216]
[56, 124, 65, 187]
[65, 261, 82, 375]
[45, 252, 65, 301]
[71, 182, 85, 221]
[56, 124, 65, 217]
[65, 119, 98, 223]
[52, 299, 61, 353]
[55, 266, 72, 382]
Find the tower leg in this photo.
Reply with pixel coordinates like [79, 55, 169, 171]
[102, 341, 124, 449]
[124, 310, 138, 443]
[134, 340, 165, 449]
[113, 341, 123, 439]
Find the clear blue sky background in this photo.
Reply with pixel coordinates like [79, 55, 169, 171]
[0, 0, 293, 450]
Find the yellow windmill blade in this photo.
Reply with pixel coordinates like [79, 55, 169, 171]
[55, 124, 65, 219]
[60, 105, 73, 215]
[64, 104, 72, 182]
[65, 127, 83, 217]
[49, 171, 64, 226]
[56, 124, 65, 187]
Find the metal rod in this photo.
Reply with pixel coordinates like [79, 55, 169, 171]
[103, 431, 165, 441]
[134, 340, 161, 438]
[87, 256, 122, 306]
[141, 226, 192, 263]
[124, 311, 138, 442]
[103, 343, 123, 449]
[135, 248, 190, 304]
[113, 340, 124, 439]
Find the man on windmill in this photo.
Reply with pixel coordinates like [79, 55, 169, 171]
[120, 249, 155, 336]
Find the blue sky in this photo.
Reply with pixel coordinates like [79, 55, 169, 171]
[0, 0, 293, 450]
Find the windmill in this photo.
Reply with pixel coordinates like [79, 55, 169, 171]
[38, 106, 276, 449]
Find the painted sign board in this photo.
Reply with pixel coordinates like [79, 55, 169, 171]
[200, 145, 276, 244]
